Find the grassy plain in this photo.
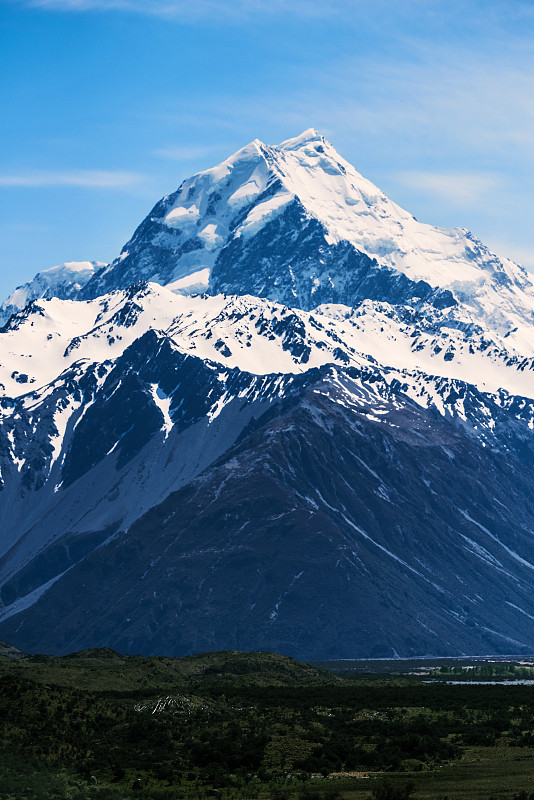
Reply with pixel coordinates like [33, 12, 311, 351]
[1, 648, 534, 800]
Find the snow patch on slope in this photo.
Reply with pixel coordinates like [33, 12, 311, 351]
[1, 285, 534, 403]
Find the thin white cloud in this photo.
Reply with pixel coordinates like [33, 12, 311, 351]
[11, 0, 534, 26]
[8, 0, 375, 17]
[394, 171, 502, 206]
[0, 170, 145, 188]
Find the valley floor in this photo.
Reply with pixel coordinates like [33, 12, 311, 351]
[2, 650, 534, 799]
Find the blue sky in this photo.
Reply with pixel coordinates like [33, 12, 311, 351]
[1, 0, 534, 299]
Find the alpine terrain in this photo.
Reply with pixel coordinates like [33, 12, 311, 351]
[0, 260, 106, 327]
[1, 129, 534, 659]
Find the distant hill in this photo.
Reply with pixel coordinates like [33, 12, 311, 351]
[0, 639, 26, 660]
[0, 646, 337, 693]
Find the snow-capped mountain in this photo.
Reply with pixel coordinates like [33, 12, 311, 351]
[0, 261, 106, 327]
[82, 129, 534, 350]
[1, 131, 534, 659]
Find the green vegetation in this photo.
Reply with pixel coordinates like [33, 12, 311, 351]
[427, 662, 534, 681]
[1, 649, 534, 799]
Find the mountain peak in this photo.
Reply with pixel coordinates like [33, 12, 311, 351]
[277, 128, 323, 150]
[70, 130, 534, 345]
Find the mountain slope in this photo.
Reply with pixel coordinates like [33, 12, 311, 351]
[2, 368, 534, 658]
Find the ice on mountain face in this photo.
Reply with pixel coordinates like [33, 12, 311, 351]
[198, 224, 224, 251]
[166, 268, 210, 295]
[227, 165, 271, 208]
[164, 204, 201, 228]
[237, 191, 294, 238]
[0, 261, 106, 326]
[78, 142, 282, 299]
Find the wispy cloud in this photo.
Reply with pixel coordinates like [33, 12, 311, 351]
[0, 170, 145, 188]
[146, 31, 534, 167]
[7, 0, 379, 18]
[292, 48, 534, 167]
[11, 0, 534, 27]
[394, 171, 502, 206]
